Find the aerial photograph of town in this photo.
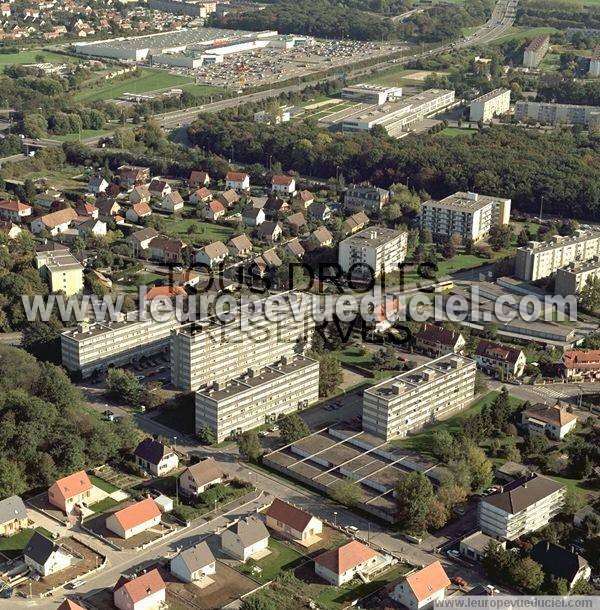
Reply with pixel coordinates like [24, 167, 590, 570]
[0, 0, 600, 609]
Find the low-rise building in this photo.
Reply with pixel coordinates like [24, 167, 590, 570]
[203, 199, 225, 221]
[562, 349, 600, 381]
[126, 202, 152, 223]
[133, 438, 179, 476]
[162, 191, 184, 213]
[469, 88, 511, 122]
[221, 516, 269, 562]
[495, 461, 532, 484]
[0, 199, 32, 223]
[228, 234, 253, 257]
[88, 176, 109, 194]
[48, 471, 93, 514]
[338, 227, 408, 277]
[414, 324, 465, 357]
[314, 540, 384, 586]
[114, 569, 166, 610]
[128, 227, 159, 256]
[342, 211, 369, 236]
[531, 541, 591, 589]
[0, 495, 28, 536]
[35, 249, 84, 297]
[216, 189, 239, 208]
[191, 187, 213, 205]
[256, 220, 283, 242]
[149, 236, 187, 264]
[195, 241, 229, 268]
[130, 185, 151, 205]
[106, 498, 162, 539]
[285, 237, 305, 259]
[460, 531, 503, 562]
[189, 170, 210, 188]
[362, 354, 476, 441]
[286, 212, 307, 235]
[118, 165, 150, 188]
[31, 207, 79, 236]
[225, 171, 250, 192]
[305, 226, 333, 251]
[344, 185, 389, 214]
[474, 340, 526, 380]
[265, 498, 322, 546]
[243, 207, 266, 227]
[272, 175, 296, 196]
[478, 474, 565, 540]
[521, 403, 577, 440]
[179, 458, 224, 497]
[309, 202, 332, 221]
[391, 561, 450, 610]
[555, 258, 600, 296]
[341, 83, 402, 105]
[24, 532, 71, 577]
[523, 35, 550, 68]
[149, 179, 171, 199]
[171, 541, 216, 583]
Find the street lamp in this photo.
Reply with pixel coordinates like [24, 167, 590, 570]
[333, 511, 337, 527]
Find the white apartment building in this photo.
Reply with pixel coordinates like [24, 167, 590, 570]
[195, 355, 319, 442]
[61, 311, 180, 378]
[338, 227, 408, 277]
[362, 354, 476, 441]
[555, 257, 600, 296]
[523, 35, 550, 68]
[514, 100, 600, 127]
[170, 292, 315, 391]
[590, 46, 600, 77]
[420, 191, 511, 242]
[469, 88, 511, 122]
[341, 84, 402, 105]
[515, 230, 600, 281]
[479, 474, 565, 540]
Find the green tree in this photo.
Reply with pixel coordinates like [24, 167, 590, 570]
[241, 594, 278, 610]
[431, 429, 456, 461]
[105, 368, 142, 405]
[579, 276, 600, 312]
[510, 557, 544, 592]
[466, 446, 493, 492]
[279, 413, 310, 444]
[197, 425, 216, 445]
[329, 478, 363, 507]
[0, 458, 26, 499]
[571, 578, 594, 594]
[237, 430, 262, 462]
[396, 472, 434, 532]
[317, 353, 343, 397]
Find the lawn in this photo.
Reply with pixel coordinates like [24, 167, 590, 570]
[89, 497, 120, 513]
[490, 27, 559, 45]
[367, 67, 425, 88]
[0, 50, 80, 66]
[240, 539, 305, 583]
[162, 217, 235, 244]
[0, 527, 53, 554]
[74, 68, 193, 102]
[90, 474, 120, 494]
[180, 82, 225, 98]
[438, 127, 478, 137]
[333, 346, 403, 381]
[391, 391, 524, 457]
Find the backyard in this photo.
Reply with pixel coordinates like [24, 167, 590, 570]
[238, 539, 305, 583]
[0, 527, 53, 558]
[162, 217, 235, 245]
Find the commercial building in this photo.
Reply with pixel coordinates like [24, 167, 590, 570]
[170, 292, 315, 391]
[35, 248, 84, 297]
[61, 311, 180, 378]
[338, 227, 408, 277]
[341, 89, 455, 137]
[469, 88, 511, 122]
[523, 35, 550, 68]
[195, 354, 319, 442]
[515, 100, 600, 127]
[590, 46, 600, 77]
[148, 0, 216, 17]
[420, 191, 511, 242]
[478, 474, 565, 540]
[362, 354, 476, 441]
[515, 230, 600, 281]
[555, 257, 600, 296]
[343, 184, 389, 213]
[341, 84, 402, 105]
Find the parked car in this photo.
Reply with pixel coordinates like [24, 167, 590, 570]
[452, 576, 468, 588]
[447, 549, 460, 558]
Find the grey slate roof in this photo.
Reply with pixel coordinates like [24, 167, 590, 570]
[531, 541, 589, 583]
[0, 495, 27, 525]
[482, 474, 564, 514]
[133, 437, 173, 466]
[230, 516, 269, 547]
[177, 541, 215, 572]
[24, 531, 60, 566]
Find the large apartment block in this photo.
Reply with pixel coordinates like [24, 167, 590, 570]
[523, 35, 550, 68]
[515, 230, 600, 281]
[469, 88, 511, 122]
[61, 312, 180, 378]
[515, 100, 600, 127]
[195, 355, 319, 442]
[555, 257, 600, 296]
[362, 354, 476, 441]
[479, 474, 565, 540]
[170, 292, 315, 391]
[338, 227, 408, 277]
[420, 191, 511, 242]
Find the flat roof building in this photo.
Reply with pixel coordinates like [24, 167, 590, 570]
[148, 0, 217, 17]
[555, 257, 600, 296]
[341, 84, 402, 105]
[363, 354, 476, 441]
[523, 35, 550, 68]
[515, 100, 600, 127]
[469, 88, 511, 122]
[35, 249, 84, 297]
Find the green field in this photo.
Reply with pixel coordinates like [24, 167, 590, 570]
[240, 539, 304, 583]
[163, 217, 235, 244]
[438, 127, 478, 137]
[90, 474, 120, 494]
[75, 68, 194, 102]
[0, 50, 80, 66]
[89, 497, 120, 513]
[490, 27, 559, 45]
[367, 67, 427, 88]
[0, 527, 53, 555]
[180, 82, 225, 97]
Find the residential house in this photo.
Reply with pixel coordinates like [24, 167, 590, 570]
[414, 324, 466, 357]
[133, 437, 179, 476]
[285, 237, 305, 259]
[531, 541, 591, 589]
[113, 568, 166, 610]
[106, 183, 122, 198]
[265, 499, 323, 546]
[95, 199, 121, 221]
[91, 269, 113, 291]
[478, 473, 566, 540]
[173, 270, 203, 288]
[294, 189, 314, 209]
[118, 165, 150, 188]
[75, 217, 107, 238]
[391, 561, 450, 610]
[342, 211, 369, 235]
[126, 202, 152, 223]
[314, 540, 386, 586]
[195, 241, 229, 269]
[24, 532, 71, 577]
[88, 176, 109, 194]
[203, 199, 225, 221]
[189, 170, 210, 188]
[191, 187, 213, 205]
[106, 498, 162, 539]
[344, 184, 389, 213]
[31, 208, 79, 236]
[0, 199, 32, 223]
[179, 457, 224, 497]
[227, 234, 253, 258]
[495, 461, 531, 484]
[48, 471, 93, 514]
[460, 531, 503, 562]
[130, 185, 151, 205]
[286, 212, 307, 235]
[309, 202, 332, 221]
[146, 286, 187, 301]
[128, 227, 159, 257]
[521, 402, 577, 440]
[0, 495, 28, 537]
[75, 203, 99, 219]
[253, 249, 283, 276]
[562, 350, 600, 381]
[272, 175, 296, 196]
[149, 237, 187, 264]
[221, 516, 269, 562]
[35, 189, 64, 210]
[243, 207, 266, 227]
[225, 171, 250, 192]
[257, 221, 282, 243]
[171, 541, 216, 583]
[305, 226, 333, 252]
[475, 340, 526, 380]
[161, 191, 184, 213]
[216, 189, 239, 208]
[58, 600, 86, 610]
[263, 195, 289, 220]
[149, 179, 171, 199]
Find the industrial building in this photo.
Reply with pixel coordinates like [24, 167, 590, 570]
[338, 227, 408, 277]
[523, 35, 550, 68]
[61, 312, 180, 378]
[195, 355, 319, 442]
[515, 230, 600, 281]
[341, 84, 402, 105]
[420, 191, 511, 242]
[362, 354, 477, 441]
[340, 89, 455, 137]
[555, 257, 600, 296]
[469, 88, 511, 122]
[515, 100, 600, 128]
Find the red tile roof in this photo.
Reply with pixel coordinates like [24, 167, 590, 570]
[272, 175, 294, 186]
[58, 600, 86, 610]
[475, 340, 523, 364]
[114, 568, 165, 604]
[51, 471, 93, 501]
[112, 498, 161, 531]
[132, 202, 152, 217]
[146, 285, 187, 300]
[563, 350, 600, 370]
[404, 561, 450, 601]
[415, 323, 463, 347]
[315, 540, 378, 575]
[0, 199, 31, 212]
[266, 498, 318, 532]
[226, 171, 248, 181]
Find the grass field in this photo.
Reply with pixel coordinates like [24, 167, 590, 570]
[367, 67, 426, 88]
[240, 539, 304, 583]
[90, 474, 120, 494]
[89, 497, 120, 513]
[438, 127, 478, 137]
[75, 68, 194, 102]
[163, 217, 235, 244]
[180, 82, 225, 97]
[0, 50, 80, 66]
[490, 26, 559, 45]
[0, 527, 53, 554]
